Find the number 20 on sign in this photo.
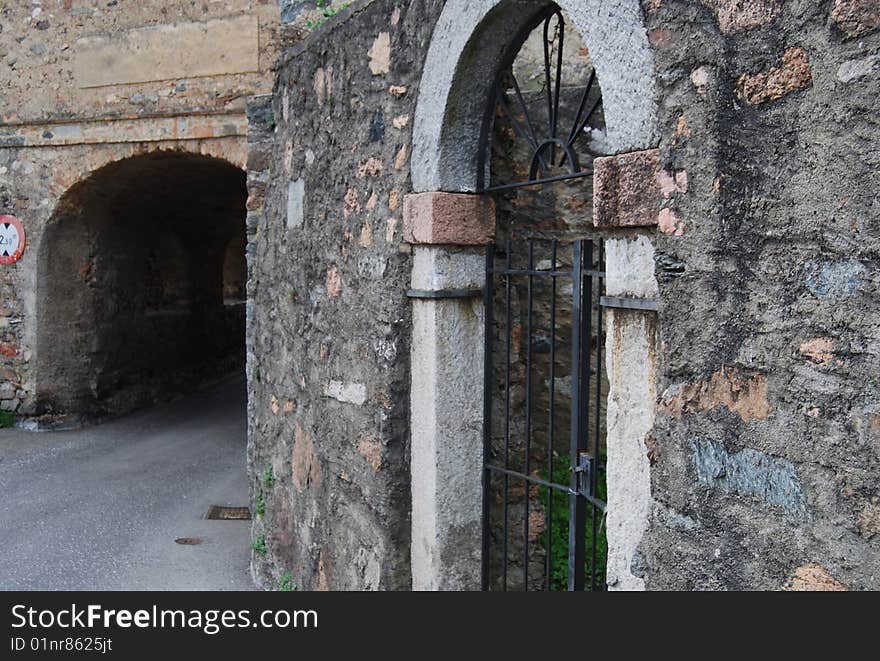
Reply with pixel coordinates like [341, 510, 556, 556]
[0, 215, 25, 265]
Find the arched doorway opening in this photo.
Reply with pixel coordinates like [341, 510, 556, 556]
[481, 6, 608, 591]
[408, 0, 660, 591]
[35, 151, 247, 423]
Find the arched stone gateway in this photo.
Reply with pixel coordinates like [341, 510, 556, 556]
[35, 151, 248, 424]
[412, 0, 658, 194]
[408, 0, 661, 590]
[250, 0, 879, 592]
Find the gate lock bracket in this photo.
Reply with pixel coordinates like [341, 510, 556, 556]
[574, 452, 608, 514]
[574, 451, 594, 499]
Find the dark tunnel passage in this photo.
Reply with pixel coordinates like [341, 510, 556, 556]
[36, 151, 248, 423]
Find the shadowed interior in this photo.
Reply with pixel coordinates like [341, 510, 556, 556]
[36, 151, 247, 422]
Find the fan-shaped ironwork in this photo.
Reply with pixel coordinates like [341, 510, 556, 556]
[483, 8, 603, 193]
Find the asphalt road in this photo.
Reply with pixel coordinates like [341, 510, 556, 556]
[0, 377, 255, 591]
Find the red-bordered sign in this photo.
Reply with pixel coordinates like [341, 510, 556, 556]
[0, 215, 25, 265]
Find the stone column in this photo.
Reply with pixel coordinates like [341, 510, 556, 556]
[592, 149, 663, 591]
[405, 192, 494, 591]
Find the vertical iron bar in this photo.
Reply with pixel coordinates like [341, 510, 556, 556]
[581, 240, 594, 589]
[592, 241, 604, 590]
[502, 237, 512, 591]
[581, 242, 593, 479]
[545, 240, 557, 590]
[542, 16, 554, 167]
[523, 240, 534, 590]
[551, 14, 564, 163]
[583, 240, 596, 592]
[542, 12, 564, 166]
[482, 246, 494, 591]
[568, 241, 585, 591]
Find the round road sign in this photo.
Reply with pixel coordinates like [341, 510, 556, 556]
[0, 215, 25, 265]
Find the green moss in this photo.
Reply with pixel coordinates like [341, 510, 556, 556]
[255, 489, 266, 518]
[305, 0, 350, 30]
[280, 572, 296, 592]
[262, 465, 275, 490]
[0, 410, 13, 429]
[251, 534, 267, 557]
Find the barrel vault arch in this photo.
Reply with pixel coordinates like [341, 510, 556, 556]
[34, 148, 248, 423]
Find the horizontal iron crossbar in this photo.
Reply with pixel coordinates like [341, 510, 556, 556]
[480, 170, 593, 194]
[488, 268, 573, 278]
[407, 288, 483, 300]
[487, 268, 605, 278]
[599, 295, 659, 311]
[485, 463, 607, 513]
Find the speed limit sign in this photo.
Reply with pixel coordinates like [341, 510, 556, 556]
[0, 215, 25, 265]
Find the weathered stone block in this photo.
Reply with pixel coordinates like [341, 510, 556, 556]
[286, 179, 305, 229]
[247, 147, 272, 173]
[784, 564, 847, 591]
[593, 149, 661, 228]
[0, 343, 19, 358]
[660, 366, 772, 422]
[699, 0, 782, 34]
[858, 501, 880, 539]
[690, 437, 810, 520]
[837, 54, 880, 83]
[74, 16, 260, 88]
[403, 192, 494, 245]
[831, 0, 880, 38]
[736, 47, 812, 105]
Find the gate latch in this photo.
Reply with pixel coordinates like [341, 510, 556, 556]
[574, 451, 594, 499]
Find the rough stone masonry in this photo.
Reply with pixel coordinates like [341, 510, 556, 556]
[250, 0, 880, 591]
[2, 0, 878, 591]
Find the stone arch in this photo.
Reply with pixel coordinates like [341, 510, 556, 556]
[412, 0, 659, 193]
[35, 150, 248, 423]
[408, 0, 661, 590]
[48, 140, 249, 203]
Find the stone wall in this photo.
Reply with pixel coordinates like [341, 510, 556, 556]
[4, 0, 876, 590]
[256, 0, 880, 591]
[248, 0, 441, 590]
[639, 0, 880, 590]
[0, 0, 284, 420]
[0, 1, 282, 124]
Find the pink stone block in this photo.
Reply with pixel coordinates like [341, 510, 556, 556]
[593, 148, 661, 229]
[403, 192, 495, 245]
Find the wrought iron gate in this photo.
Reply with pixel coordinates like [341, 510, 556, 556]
[482, 238, 606, 591]
[477, 4, 608, 591]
